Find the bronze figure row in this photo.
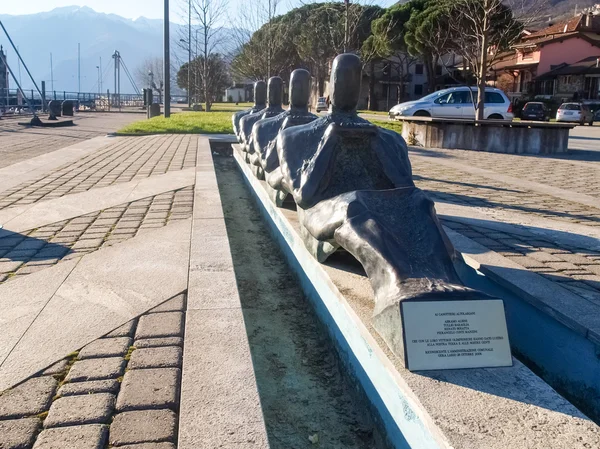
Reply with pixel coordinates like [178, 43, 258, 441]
[233, 53, 494, 364]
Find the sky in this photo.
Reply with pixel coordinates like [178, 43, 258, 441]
[1, 0, 396, 23]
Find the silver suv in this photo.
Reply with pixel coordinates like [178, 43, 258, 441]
[389, 87, 514, 120]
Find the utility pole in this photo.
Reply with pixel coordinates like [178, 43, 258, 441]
[164, 0, 171, 118]
[50, 53, 54, 92]
[188, 0, 192, 108]
[78, 43, 81, 94]
[99, 57, 103, 93]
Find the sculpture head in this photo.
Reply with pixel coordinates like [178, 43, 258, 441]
[267, 76, 283, 107]
[254, 81, 266, 106]
[330, 53, 361, 113]
[289, 69, 310, 110]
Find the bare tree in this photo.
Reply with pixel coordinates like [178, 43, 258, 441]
[230, 0, 282, 81]
[190, 0, 230, 111]
[444, 0, 546, 119]
[135, 57, 165, 101]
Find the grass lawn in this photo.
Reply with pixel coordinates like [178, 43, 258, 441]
[118, 111, 233, 135]
[210, 102, 253, 112]
[371, 119, 402, 134]
[358, 110, 390, 116]
[118, 110, 401, 136]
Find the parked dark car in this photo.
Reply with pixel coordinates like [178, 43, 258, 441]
[520, 102, 551, 121]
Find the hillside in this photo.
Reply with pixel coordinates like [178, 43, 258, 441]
[0, 6, 232, 94]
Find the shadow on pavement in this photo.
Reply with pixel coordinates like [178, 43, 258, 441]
[0, 229, 71, 262]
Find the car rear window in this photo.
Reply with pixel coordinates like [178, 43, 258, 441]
[318, 97, 326, 102]
[524, 103, 543, 111]
[561, 103, 581, 110]
[484, 92, 505, 104]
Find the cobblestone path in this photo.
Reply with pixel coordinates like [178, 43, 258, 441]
[0, 135, 196, 210]
[410, 146, 600, 310]
[0, 114, 141, 169]
[0, 292, 186, 449]
[411, 145, 600, 196]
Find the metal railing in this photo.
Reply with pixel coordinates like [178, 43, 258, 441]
[0, 88, 161, 112]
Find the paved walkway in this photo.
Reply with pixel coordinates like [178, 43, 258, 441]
[0, 113, 141, 168]
[0, 121, 599, 448]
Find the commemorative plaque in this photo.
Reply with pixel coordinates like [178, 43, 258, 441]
[401, 299, 512, 371]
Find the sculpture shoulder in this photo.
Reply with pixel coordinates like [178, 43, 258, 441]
[279, 116, 329, 147]
[256, 111, 289, 130]
[376, 127, 409, 153]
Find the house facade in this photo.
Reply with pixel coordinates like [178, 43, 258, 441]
[494, 12, 600, 100]
[358, 54, 457, 111]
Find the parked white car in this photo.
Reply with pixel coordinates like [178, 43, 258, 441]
[389, 87, 514, 120]
[556, 103, 594, 125]
[316, 96, 328, 112]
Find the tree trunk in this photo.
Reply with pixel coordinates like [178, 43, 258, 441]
[368, 59, 376, 111]
[477, 4, 490, 121]
[424, 56, 435, 94]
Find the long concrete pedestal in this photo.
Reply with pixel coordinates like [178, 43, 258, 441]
[233, 143, 600, 449]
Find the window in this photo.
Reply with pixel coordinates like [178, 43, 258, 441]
[415, 64, 424, 75]
[414, 84, 423, 95]
[435, 65, 442, 76]
[484, 92, 505, 104]
[434, 92, 451, 104]
[564, 75, 572, 85]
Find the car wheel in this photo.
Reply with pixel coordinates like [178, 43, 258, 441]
[488, 114, 503, 120]
[590, 119, 594, 126]
[413, 110, 430, 117]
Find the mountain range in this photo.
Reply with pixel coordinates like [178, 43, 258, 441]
[0, 6, 229, 94]
[1, 2, 597, 94]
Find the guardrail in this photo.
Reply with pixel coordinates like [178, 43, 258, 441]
[0, 88, 161, 112]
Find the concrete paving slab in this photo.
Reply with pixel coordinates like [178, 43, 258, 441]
[0, 260, 79, 367]
[33, 424, 108, 449]
[135, 312, 184, 340]
[134, 337, 183, 349]
[0, 417, 41, 449]
[116, 368, 180, 412]
[109, 410, 177, 446]
[178, 309, 269, 449]
[128, 347, 183, 370]
[44, 393, 115, 428]
[0, 219, 191, 391]
[0, 377, 57, 419]
[58, 380, 120, 397]
[78, 337, 132, 360]
[65, 358, 126, 383]
[0, 168, 195, 233]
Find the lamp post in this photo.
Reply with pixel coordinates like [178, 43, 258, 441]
[96, 65, 100, 95]
[188, 0, 192, 108]
[164, 0, 170, 118]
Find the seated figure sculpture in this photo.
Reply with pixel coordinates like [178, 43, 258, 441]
[239, 77, 285, 157]
[232, 81, 266, 142]
[246, 69, 317, 197]
[278, 53, 493, 362]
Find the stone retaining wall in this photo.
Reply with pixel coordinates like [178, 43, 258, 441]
[399, 117, 575, 154]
